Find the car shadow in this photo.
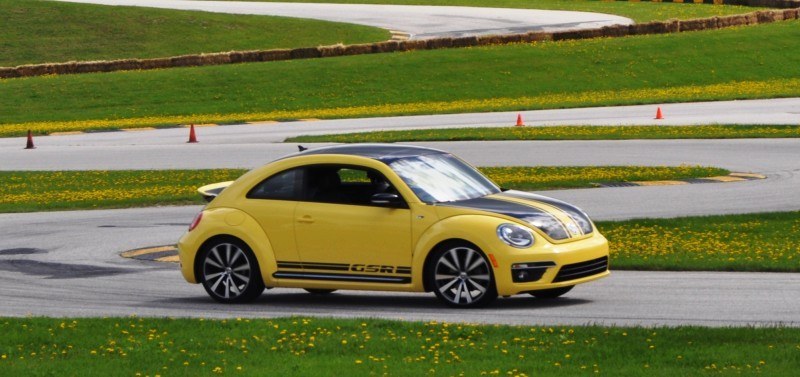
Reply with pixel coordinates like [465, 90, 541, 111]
[159, 291, 592, 312]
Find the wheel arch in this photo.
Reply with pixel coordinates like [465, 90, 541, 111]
[421, 238, 483, 292]
[188, 207, 278, 287]
[412, 215, 504, 292]
[194, 234, 250, 286]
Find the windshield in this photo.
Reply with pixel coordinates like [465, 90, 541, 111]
[388, 153, 500, 203]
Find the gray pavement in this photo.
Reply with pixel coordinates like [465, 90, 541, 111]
[54, 0, 633, 39]
[1, 208, 798, 326]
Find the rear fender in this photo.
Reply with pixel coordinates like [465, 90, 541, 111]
[189, 208, 278, 286]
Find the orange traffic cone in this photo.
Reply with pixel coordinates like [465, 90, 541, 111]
[24, 130, 35, 149]
[515, 114, 525, 127]
[655, 107, 664, 120]
[187, 124, 198, 143]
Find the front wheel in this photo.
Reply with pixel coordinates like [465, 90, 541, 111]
[529, 285, 573, 299]
[199, 238, 265, 303]
[427, 242, 497, 308]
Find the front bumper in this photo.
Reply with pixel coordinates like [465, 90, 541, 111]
[491, 231, 610, 296]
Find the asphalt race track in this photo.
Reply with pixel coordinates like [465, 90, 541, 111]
[1, 99, 799, 326]
[54, 0, 633, 39]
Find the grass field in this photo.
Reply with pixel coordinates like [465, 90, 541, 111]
[286, 125, 800, 143]
[2, 20, 798, 135]
[0, 166, 727, 213]
[2, 317, 798, 376]
[599, 212, 800, 272]
[0, 0, 388, 67]
[222, 0, 760, 22]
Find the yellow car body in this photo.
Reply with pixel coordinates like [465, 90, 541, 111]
[178, 144, 609, 307]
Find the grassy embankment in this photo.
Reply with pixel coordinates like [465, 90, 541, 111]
[1, 317, 798, 376]
[286, 125, 800, 142]
[0, 0, 388, 67]
[2, 20, 799, 136]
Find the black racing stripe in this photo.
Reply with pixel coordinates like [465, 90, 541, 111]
[498, 191, 594, 234]
[396, 267, 412, 275]
[439, 197, 570, 240]
[273, 271, 410, 284]
[277, 261, 350, 271]
[439, 197, 549, 216]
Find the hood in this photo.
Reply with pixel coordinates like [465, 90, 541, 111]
[438, 190, 594, 241]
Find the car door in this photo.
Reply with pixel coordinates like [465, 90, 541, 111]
[293, 165, 413, 284]
[242, 167, 304, 264]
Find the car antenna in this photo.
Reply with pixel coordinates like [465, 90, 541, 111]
[298, 145, 308, 152]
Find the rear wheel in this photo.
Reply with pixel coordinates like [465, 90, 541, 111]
[427, 242, 497, 308]
[304, 288, 336, 295]
[199, 238, 264, 303]
[529, 285, 573, 299]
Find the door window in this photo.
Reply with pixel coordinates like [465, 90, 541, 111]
[305, 165, 400, 206]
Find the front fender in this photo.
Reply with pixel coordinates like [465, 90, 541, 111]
[411, 214, 507, 291]
[178, 207, 278, 286]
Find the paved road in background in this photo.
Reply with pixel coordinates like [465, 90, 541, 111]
[2, 99, 799, 325]
[55, 0, 633, 39]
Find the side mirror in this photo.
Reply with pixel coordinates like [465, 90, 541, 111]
[370, 193, 403, 206]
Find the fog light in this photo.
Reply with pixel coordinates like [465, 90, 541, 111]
[511, 261, 556, 283]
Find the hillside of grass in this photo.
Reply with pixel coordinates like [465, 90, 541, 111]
[220, 0, 760, 22]
[1, 20, 798, 132]
[0, 0, 388, 67]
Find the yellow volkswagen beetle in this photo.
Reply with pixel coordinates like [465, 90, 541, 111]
[178, 144, 609, 307]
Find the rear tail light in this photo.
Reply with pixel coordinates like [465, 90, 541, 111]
[188, 211, 203, 231]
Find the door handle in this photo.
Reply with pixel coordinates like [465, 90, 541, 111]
[297, 215, 314, 224]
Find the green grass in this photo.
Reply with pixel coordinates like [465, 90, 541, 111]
[220, 0, 761, 22]
[0, 169, 246, 213]
[0, 166, 727, 213]
[2, 20, 798, 132]
[482, 165, 729, 190]
[0, 0, 388, 67]
[286, 125, 800, 143]
[599, 212, 800, 272]
[2, 317, 798, 376]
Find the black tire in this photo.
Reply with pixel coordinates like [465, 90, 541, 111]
[304, 288, 336, 295]
[529, 285, 574, 299]
[426, 242, 497, 308]
[199, 238, 265, 303]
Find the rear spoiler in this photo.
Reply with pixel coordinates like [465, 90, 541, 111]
[197, 181, 233, 202]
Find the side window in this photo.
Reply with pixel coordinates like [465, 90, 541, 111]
[247, 168, 303, 200]
[306, 165, 401, 206]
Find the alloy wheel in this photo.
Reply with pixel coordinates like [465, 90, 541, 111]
[201, 240, 263, 303]
[432, 245, 496, 307]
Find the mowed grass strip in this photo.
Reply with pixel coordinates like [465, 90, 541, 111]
[599, 212, 800, 272]
[222, 0, 760, 22]
[286, 125, 800, 143]
[2, 317, 798, 376]
[0, 0, 388, 67]
[0, 170, 247, 213]
[2, 20, 800, 134]
[0, 166, 725, 213]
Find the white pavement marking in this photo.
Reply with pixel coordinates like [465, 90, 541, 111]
[53, 0, 633, 39]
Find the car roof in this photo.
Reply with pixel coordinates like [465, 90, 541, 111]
[289, 144, 447, 162]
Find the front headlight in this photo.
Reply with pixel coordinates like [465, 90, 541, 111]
[497, 223, 535, 248]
